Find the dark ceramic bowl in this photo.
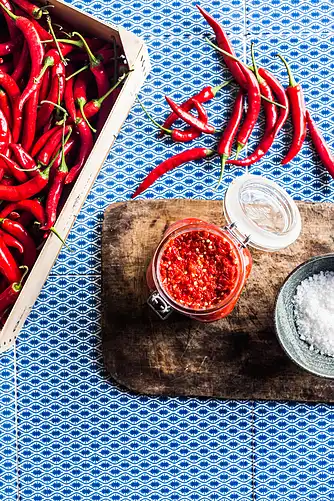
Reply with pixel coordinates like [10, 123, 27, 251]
[275, 254, 334, 378]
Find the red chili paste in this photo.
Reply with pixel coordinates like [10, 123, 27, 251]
[159, 230, 238, 310]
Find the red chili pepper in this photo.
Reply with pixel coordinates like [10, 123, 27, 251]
[0, 7, 45, 143]
[0, 61, 13, 74]
[65, 115, 93, 184]
[225, 46, 277, 168]
[0, 238, 21, 284]
[0, 142, 8, 154]
[170, 129, 201, 142]
[132, 147, 214, 198]
[0, 107, 10, 144]
[159, 85, 222, 134]
[0, 70, 20, 111]
[10, 0, 43, 19]
[36, 61, 65, 130]
[0, 146, 10, 174]
[0, 218, 36, 269]
[0, 164, 51, 201]
[10, 143, 39, 177]
[197, 5, 247, 88]
[0, 228, 24, 254]
[37, 125, 72, 166]
[11, 41, 29, 82]
[8, 211, 20, 220]
[72, 32, 109, 97]
[165, 96, 215, 134]
[73, 70, 91, 127]
[42, 152, 68, 230]
[252, 55, 278, 136]
[30, 125, 62, 157]
[29, 17, 50, 41]
[306, 110, 334, 178]
[41, 46, 73, 75]
[51, 139, 75, 173]
[64, 64, 77, 122]
[22, 89, 40, 153]
[228, 68, 289, 168]
[0, 199, 45, 225]
[15, 211, 33, 228]
[0, 89, 11, 127]
[0, 39, 22, 57]
[0, 176, 15, 186]
[258, 67, 289, 136]
[278, 54, 307, 165]
[137, 98, 202, 143]
[83, 72, 130, 119]
[0, 278, 24, 314]
[0, 153, 29, 183]
[234, 68, 261, 156]
[39, 66, 51, 103]
[217, 89, 244, 181]
[160, 84, 232, 136]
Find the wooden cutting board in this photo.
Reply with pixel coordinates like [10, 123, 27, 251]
[101, 199, 334, 402]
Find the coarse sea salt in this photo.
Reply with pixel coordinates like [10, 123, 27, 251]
[293, 271, 334, 357]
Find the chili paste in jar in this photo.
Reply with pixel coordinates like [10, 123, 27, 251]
[158, 230, 239, 310]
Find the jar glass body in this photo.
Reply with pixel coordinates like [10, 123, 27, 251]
[147, 218, 252, 322]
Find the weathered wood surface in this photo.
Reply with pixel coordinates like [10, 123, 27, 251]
[102, 199, 334, 402]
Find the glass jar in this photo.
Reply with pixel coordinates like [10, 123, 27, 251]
[147, 174, 302, 323]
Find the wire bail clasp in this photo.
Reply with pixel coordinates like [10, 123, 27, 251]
[223, 222, 250, 248]
[147, 291, 173, 320]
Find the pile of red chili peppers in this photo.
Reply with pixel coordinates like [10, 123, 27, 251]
[0, 0, 128, 320]
[132, 5, 334, 198]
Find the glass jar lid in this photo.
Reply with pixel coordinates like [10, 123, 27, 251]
[223, 173, 302, 252]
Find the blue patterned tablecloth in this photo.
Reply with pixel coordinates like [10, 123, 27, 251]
[1, 1, 334, 500]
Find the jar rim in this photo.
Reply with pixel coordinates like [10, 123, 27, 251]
[224, 173, 302, 251]
[151, 221, 247, 315]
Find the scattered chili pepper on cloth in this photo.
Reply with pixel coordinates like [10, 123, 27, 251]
[132, 5, 334, 197]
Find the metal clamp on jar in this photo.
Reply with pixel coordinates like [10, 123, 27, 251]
[147, 174, 302, 323]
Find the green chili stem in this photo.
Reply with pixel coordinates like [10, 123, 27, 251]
[13, 265, 29, 291]
[42, 38, 83, 48]
[72, 31, 99, 67]
[211, 79, 234, 96]
[34, 56, 55, 84]
[49, 227, 72, 251]
[40, 100, 68, 117]
[65, 64, 90, 81]
[96, 71, 131, 105]
[250, 42, 264, 85]
[46, 15, 68, 66]
[49, 128, 72, 172]
[0, 2, 17, 20]
[276, 54, 297, 87]
[137, 98, 171, 135]
[40, 4, 53, 10]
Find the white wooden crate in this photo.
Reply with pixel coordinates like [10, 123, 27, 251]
[0, 0, 150, 353]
